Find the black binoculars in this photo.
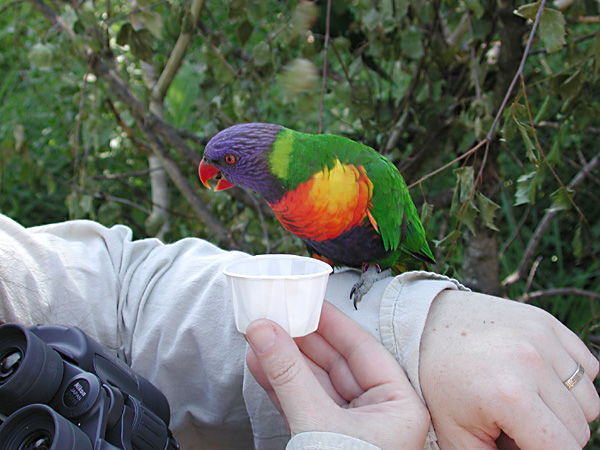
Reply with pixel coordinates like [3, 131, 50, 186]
[0, 323, 179, 450]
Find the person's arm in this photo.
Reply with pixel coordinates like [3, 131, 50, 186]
[246, 301, 431, 450]
[0, 213, 255, 449]
[419, 290, 600, 450]
[291, 268, 600, 450]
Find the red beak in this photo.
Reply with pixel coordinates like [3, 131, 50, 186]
[199, 159, 234, 191]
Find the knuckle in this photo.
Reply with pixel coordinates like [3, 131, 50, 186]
[267, 356, 301, 387]
[493, 380, 528, 406]
[511, 341, 546, 370]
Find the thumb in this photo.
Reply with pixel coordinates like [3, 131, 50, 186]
[246, 319, 335, 434]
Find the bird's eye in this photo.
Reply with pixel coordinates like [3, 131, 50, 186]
[225, 154, 237, 165]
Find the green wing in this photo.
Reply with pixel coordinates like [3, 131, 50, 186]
[361, 150, 435, 268]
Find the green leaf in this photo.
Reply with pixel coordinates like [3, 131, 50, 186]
[559, 67, 585, 101]
[117, 23, 133, 46]
[166, 63, 202, 128]
[236, 20, 254, 47]
[515, 171, 544, 205]
[463, 200, 479, 235]
[464, 0, 484, 20]
[455, 166, 475, 204]
[420, 201, 433, 231]
[393, 0, 409, 19]
[513, 117, 538, 165]
[433, 230, 462, 248]
[77, 1, 99, 30]
[28, 43, 54, 69]
[515, 3, 565, 53]
[59, 6, 78, 31]
[252, 41, 271, 66]
[362, 9, 381, 32]
[533, 96, 552, 123]
[130, 29, 154, 61]
[539, 8, 565, 53]
[291, 0, 318, 36]
[515, 2, 539, 21]
[547, 187, 574, 213]
[400, 26, 424, 59]
[132, 9, 164, 39]
[80, 194, 94, 217]
[280, 58, 318, 95]
[477, 192, 500, 231]
[98, 201, 122, 225]
[546, 139, 562, 166]
[450, 166, 479, 234]
[228, 0, 245, 22]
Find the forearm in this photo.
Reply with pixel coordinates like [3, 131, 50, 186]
[0, 213, 255, 449]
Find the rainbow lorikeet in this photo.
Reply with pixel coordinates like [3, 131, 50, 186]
[199, 123, 435, 306]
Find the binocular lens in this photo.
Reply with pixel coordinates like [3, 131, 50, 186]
[0, 404, 93, 450]
[18, 431, 52, 450]
[0, 325, 64, 415]
[0, 350, 22, 380]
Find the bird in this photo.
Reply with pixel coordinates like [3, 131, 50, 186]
[199, 122, 435, 307]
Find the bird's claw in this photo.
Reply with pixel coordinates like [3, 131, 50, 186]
[350, 280, 364, 309]
[350, 265, 392, 309]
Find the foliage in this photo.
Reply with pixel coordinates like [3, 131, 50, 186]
[0, 0, 599, 440]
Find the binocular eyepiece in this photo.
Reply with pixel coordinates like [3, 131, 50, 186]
[0, 324, 179, 450]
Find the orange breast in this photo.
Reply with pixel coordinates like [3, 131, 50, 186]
[269, 160, 374, 242]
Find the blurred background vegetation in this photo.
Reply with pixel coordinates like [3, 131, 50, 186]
[0, 0, 598, 443]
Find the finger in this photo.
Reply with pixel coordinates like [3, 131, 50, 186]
[552, 320, 600, 380]
[539, 365, 591, 446]
[499, 394, 583, 450]
[246, 347, 283, 411]
[296, 330, 363, 401]
[505, 336, 593, 447]
[247, 344, 347, 409]
[245, 318, 338, 432]
[301, 351, 347, 405]
[316, 302, 411, 391]
[544, 331, 600, 423]
[557, 361, 600, 424]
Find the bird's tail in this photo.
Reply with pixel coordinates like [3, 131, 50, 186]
[392, 251, 435, 274]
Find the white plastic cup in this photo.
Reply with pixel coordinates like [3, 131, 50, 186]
[224, 254, 333, 337]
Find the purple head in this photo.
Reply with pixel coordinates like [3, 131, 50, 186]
[199, 123, 285, 202]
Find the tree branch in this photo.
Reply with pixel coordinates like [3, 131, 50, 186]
[503, 150, 600, 287]
[485, 0, 546, 143]
[318, 0, 331, 134]
[153, 0, 205, 103]
[29, 0, 241, 249]
[516, 288, 600, 303]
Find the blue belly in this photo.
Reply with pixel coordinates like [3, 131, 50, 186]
[303, 225, 390, 268]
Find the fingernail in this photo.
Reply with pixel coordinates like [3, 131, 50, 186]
[247, 322, 276, 354]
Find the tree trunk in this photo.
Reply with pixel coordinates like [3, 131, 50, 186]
[461, 0, 526, 295]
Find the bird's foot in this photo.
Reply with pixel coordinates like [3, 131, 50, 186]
[350, 264, 392, 309]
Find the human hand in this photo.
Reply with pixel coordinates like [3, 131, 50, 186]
[245, 301, 430, 450]
[419, 290, 600, 450]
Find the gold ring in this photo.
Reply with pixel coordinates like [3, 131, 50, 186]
[563, 363, 585, 390]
